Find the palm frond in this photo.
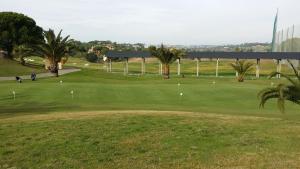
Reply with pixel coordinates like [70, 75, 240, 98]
[258, 61, 300, 113]
[229, 60, 254, 81]
[287, 59, 300, 80]
[268, 71, 298, 86]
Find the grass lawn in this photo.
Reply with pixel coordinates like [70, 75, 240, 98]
[0, 59, 46, 77]
[1, 111, 300, 168]
[0, 65, 300, 168]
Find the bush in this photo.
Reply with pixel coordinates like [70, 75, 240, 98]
[85, 53, 98, 63]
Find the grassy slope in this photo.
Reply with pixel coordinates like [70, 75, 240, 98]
[0, 59, 46, 76]
[1, 111, 300, 168]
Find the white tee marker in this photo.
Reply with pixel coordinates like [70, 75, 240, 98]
[12, 91, 16, 100]
[60, 80, 63, 85]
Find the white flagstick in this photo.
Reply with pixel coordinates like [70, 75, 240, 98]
[70, 90, 74, 99]
[180, 92, 183, 102]
[12, 91, 16, 100]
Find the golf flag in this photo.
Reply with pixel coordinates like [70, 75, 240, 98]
[271, 9, 278, 52]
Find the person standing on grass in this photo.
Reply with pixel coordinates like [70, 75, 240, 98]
[31, 72, 36, 81]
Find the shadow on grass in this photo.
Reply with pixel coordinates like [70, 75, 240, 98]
[0, 101, 81, 118]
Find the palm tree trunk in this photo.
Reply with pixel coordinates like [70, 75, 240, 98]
[163, 64, 170, 79]
[54, 62, 59, 77]
[49, 58, 59, 77]
[167, 64, 170, 79]
[6, 46, 13, 59]
[238, 75, 244, 82]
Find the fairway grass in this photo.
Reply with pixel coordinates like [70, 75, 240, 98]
[0, 69, 299, 119]
[1, 68, 300, 168]
[1, 110, 300, 168]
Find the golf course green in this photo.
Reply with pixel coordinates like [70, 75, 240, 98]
[0, 62, 300, 168]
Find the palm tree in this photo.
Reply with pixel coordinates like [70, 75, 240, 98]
[230, 60, 254, 82]
[149, 45, 184, 79]
[259, 60, 300, 113]
[32, 29, 71, 77]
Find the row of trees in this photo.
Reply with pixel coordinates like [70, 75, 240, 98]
[0, 12, 43, 59]
[0, 12, 72, 77]
[0, 12, 147, 68]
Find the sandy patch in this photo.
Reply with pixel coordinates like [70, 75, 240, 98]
[0, 110, 280, 124]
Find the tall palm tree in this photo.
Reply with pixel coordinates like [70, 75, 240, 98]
[259, 60, 300, 113]
[32, 29, 71, 77]
[230, 60, 254, 82]
[149, 45, 184, 79]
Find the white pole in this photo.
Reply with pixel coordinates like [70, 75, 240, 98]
[285, 28, 289, 52]
[158, 62, 160, 75]
[235, 58, 239, 77]
[291, 25, 295, 52]
[196, 58, 199, 77]
[256, 59, 260, 78]
[123, 59, 126, 75]
[281, 30, 284, 52]
[109, 59, 112, 72]
[177, 58, 181, 76]
[216, 58, 219, 77]
[141, 58, 145, 74]
[276, 32, 280, 52]
[144, 58, 146, 74]
[276, 59, 281, 79]
[279, 60, 282, 78]
[126, 58, 129, 74]
[106, 61, 109, 72]
[298, 59, 300, 76]
[141, 58, 143, 74]
[159, 62, 163, 75]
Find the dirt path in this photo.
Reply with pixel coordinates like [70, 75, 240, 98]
[0, 68, 81, 81]
[0, 110, 279, 123]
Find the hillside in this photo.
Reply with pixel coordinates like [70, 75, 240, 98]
[0, 59, 46, 77]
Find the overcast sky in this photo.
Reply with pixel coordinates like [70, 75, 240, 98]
[1, 0, 300, 45]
